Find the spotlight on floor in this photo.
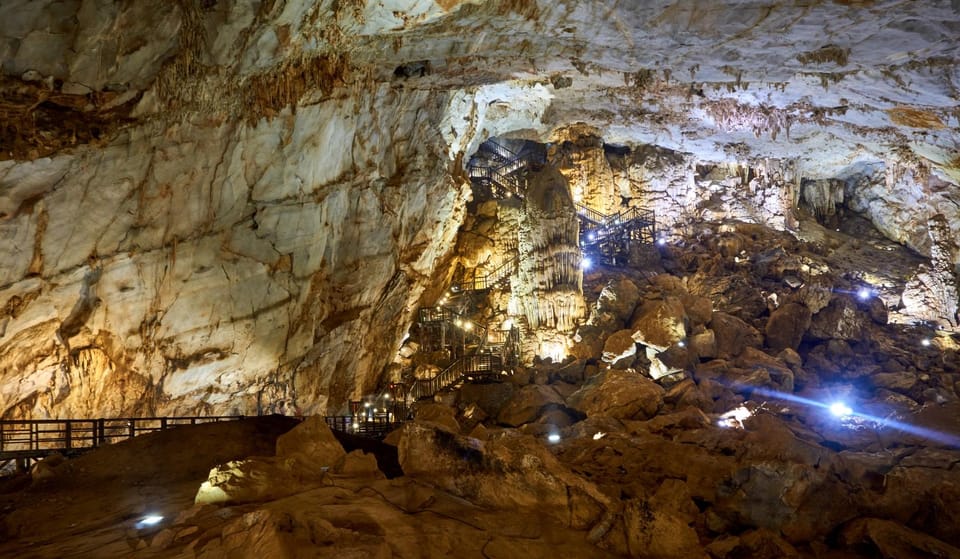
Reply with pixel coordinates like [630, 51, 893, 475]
[656, 237, 667, 247]
[580, 257, 592, 270]
[857, 287, 872, 301]
[135, 515, 164, 529]
[588, 232, 597, 242]
[921, 338, 932, 347]
[677, 340, 686, 348]
[547, 433, 561, 443]
[829, 402, 853, 418]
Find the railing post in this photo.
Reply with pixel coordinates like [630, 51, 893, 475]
[65, 421, 72, 450]
[128, 420, 135, 439]
[98, 418, 105, 445]
[0, 422, 4, 453]
[160, 418, 168, 431]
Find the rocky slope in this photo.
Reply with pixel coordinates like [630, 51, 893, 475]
[1, 1, 959, 417]
[2, 219, 958, 558]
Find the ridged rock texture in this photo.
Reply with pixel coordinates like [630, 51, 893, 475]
[2, 0, 959, 417]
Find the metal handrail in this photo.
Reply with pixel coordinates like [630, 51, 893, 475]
[324, 415, 401, 439]
[478, 140, 519, 162]
[575, 202, 608, 225]
[0, 416, 242, 458]
[409, 353, 503, 400]
[455, 255, 518, 292]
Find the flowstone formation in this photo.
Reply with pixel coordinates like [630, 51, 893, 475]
[512, 160, 586, 361]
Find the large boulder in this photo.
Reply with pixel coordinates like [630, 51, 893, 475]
[497, 384, 565, 427]
[195, 416, 349, 505]
[596, 278, 641, 322]
[622, 479, 705, 559]
[631, 297, 687, 350]
[602, 329, 638, 368]
[764, 302, 812, 351]
[710, 312, 763, 358]
[397, 422, 613, 529]
[808, 297, 867, 341]
[567, 370, 665, 420]
[459, 382, 517, 418]
[412, 402, 460, 433]
[681, 292, 714, 326]
[275, 416, 347, 473]
[736, 347, 795, 392]
[838, 518, 960, 559]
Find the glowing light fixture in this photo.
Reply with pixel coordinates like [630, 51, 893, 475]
[592, 432, 606, 440]
[656, 237, 667, 247]
[588, 232, 597, 242]
[547, 433, 561, 443]
[921, 338, 932, 347]
[857, 287, 872, 301]
[581, 257, 592, 270]
[364, 402, 372, 408]
[829, 402, 853, 418]
[677, 340, 686, 348]
[717, 405, 754, 429]
[384, 393, 391, 400]
[351, 422, 360, 429]
[455, 319, 463, 327]
[464, 321, 473, 331]
[136, 515, 164, 529]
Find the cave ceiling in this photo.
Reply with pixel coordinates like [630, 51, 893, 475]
[2, 0, 958, 179]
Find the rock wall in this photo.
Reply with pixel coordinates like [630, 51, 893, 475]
[0, 87, 474, 418]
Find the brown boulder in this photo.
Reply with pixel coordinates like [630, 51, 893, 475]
[397, 423, 613, 529]
[710, 312, 763, 358]
[602, 329, 638, 368]
[596, 278, 641, 322]
[765, 302, 812, 351]
[623, 479, 705, 559]
[413, 402, 460, 433]
[631, 296, 687, 351]
[838, 518, 960, 559]
[275, 416, 346, 473]
[567, 369, 665, 420]
[497, 384, 565, 427]
[808, 297, 868, 341]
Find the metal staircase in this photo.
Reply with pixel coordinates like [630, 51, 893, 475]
[577, 203, 657, 266]
[452, 255, 519, 293]
[467, 140, 537, 199]
[407, 305, 520, 401]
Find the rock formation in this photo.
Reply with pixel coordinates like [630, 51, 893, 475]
[0, 1, 957, 419]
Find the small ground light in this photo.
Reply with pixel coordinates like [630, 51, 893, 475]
[677, 340, 686, 347]
[352, 422, 360, 429]
[921, 338, 932, 347]
[547, 433, 561, 443]
[135, 515, 164, 529]
[656, 238, 667, 246]
[588, 232, 597, 241]
[581, 257, 592, 270]
[829, 402, 853, 418]
[857, 287, 872, 300]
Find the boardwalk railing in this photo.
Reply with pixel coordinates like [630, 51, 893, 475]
[324, 415, 402, 439]
[0, 416, 242, 463]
